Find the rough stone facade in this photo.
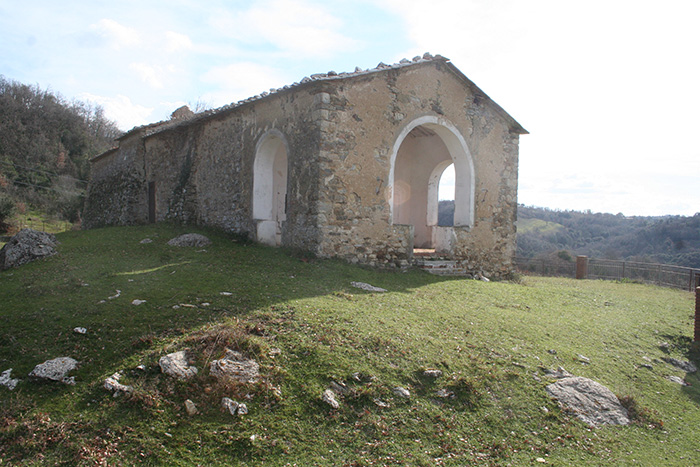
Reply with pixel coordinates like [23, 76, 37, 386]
[84, 54, 527, 278]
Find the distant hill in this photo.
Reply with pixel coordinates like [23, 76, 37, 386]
[516, 205, 700, 268]
[437, 201, 700, 268]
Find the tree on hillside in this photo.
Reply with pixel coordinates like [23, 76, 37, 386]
[0, 76, 121, 226]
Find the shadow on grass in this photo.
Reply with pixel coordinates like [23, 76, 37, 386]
[659, 333, 700, 406]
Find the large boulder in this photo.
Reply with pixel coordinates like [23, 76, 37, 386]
[0, 229, 58, 270]
[28, 357, 78, 385]
[546, 376, 630, 427]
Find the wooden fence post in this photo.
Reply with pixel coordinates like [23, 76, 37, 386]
[695, 287, 700, 343]
[576, 256, 588, 280]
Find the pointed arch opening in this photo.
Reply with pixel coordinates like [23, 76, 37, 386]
[253, 131, 288, 246]
[389, 116, 474, 255]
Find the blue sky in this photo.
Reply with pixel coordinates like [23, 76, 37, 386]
[1, 0, 699, 216]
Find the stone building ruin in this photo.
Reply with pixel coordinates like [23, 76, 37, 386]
[84, 54, 527, 278]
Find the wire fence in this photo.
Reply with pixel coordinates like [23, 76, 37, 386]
[515, 256, 700, 292]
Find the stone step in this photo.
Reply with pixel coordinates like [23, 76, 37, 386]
[414, 258, 469, 276]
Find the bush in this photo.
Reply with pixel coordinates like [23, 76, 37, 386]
[0, 195, 16, 231]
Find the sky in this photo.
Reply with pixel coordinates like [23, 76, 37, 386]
[1, 0, 698, 217]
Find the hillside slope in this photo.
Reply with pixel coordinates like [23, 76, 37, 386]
[0, 225, 698, 466]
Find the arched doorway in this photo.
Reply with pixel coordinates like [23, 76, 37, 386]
[389, 116, 474, 253]
[253, 131, 288, 246]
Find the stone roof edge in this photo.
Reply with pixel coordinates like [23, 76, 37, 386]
[111, 52, 526, 143]
[90, 146, 119, 163]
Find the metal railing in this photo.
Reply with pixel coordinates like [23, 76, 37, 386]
[515, 256, 700, 291]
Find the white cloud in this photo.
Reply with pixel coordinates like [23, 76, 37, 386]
[210, 0, 359, 57]
[89, 19, 140, 50]
[200, 62, 290, 106]
[164, 31, 193, 53]
[129, 63, 165, 89]
[79, 93, 153, 131]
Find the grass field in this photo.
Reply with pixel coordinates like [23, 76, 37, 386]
[1, 224, 698, 466]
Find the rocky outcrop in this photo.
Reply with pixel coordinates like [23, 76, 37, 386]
[209, 349, 259, 383]
[0, 229, 58, 270]
[159, 351, 198, 380]
[546, 376, 629, 427]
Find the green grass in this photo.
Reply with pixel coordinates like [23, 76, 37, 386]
[1, 224, 698, 466]
[516, 218, 564, 235]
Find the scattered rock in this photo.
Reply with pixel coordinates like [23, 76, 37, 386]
[474, 273, 490, 282]
[0, 229, 58, 270]
[577, 354, 590, 364]
[659, 342, 671, 352]
[220, 292, 233, 296]
[237, 403, 248, 415]
[423, 369, 443, 378]
[222, 397, 240, 415]
[329, 380, 349, 395]
[436, 388, 455, 399]
[167, 234, 211, 247]
[373, 398, 390, 408]
[184, 399, 198, 416]
[73, 327, 87, 334]
[1, 369, 19, 390]
[639, 364, 654, 370]
[135, 364, 146, 371]
[545, 376, 630, 427]
[108, 290, 121, 300]
[28, 357, 78, 384]
[139, 238, 153, 244]
[393, 387, 410, 398]
[663, 357, 697, 373]
[209, 349, 259, 383]
[322, 389, 340, 409]
[666, 375, 690, 386]
[548, 349, 557, 355]
[131, 299, 146, 306]
[544, 367, 573, 379]
[350, 281, 387, 293]
[104, 372, 133, 396]
[159, 351, 198, 380]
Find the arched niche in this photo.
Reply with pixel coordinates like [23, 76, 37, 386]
[253, 130, 289, 246]
[388, 116, 474, 251]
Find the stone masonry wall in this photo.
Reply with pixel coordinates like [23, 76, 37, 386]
[83, 133, 147, 228]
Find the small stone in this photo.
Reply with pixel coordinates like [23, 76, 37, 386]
[666, 375, 689, 386]
[393, 387, 410, 398]
[659, 342, 671, 352]
[373, 398, 390, 408]
[132, 299, 146, 305]
[423, 369, 443, 378]
[639, 364, 654, 370]
[436, 388, 455, 399]
[544, 367, 573, 379]
[139, 238, 153, 244]
[185, 399, 198, 416]
[330, 380, 349, 395]
[322, 389, 339, 409]
[577, 354, 590, 364]
[222, 397, 239, 415]
[237, 403, 248, 415]
[536, 458, 547, 463]
[108, 290, 121, 300]
[548, 349, 557, 355]
[104, 372, 133, 395]
[1, 369, 19, 390]
[220, 292, 233, 296]
[167, 234, 211, 247]
[73, 327, 87, 334]
[350, 281, 386, 293]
